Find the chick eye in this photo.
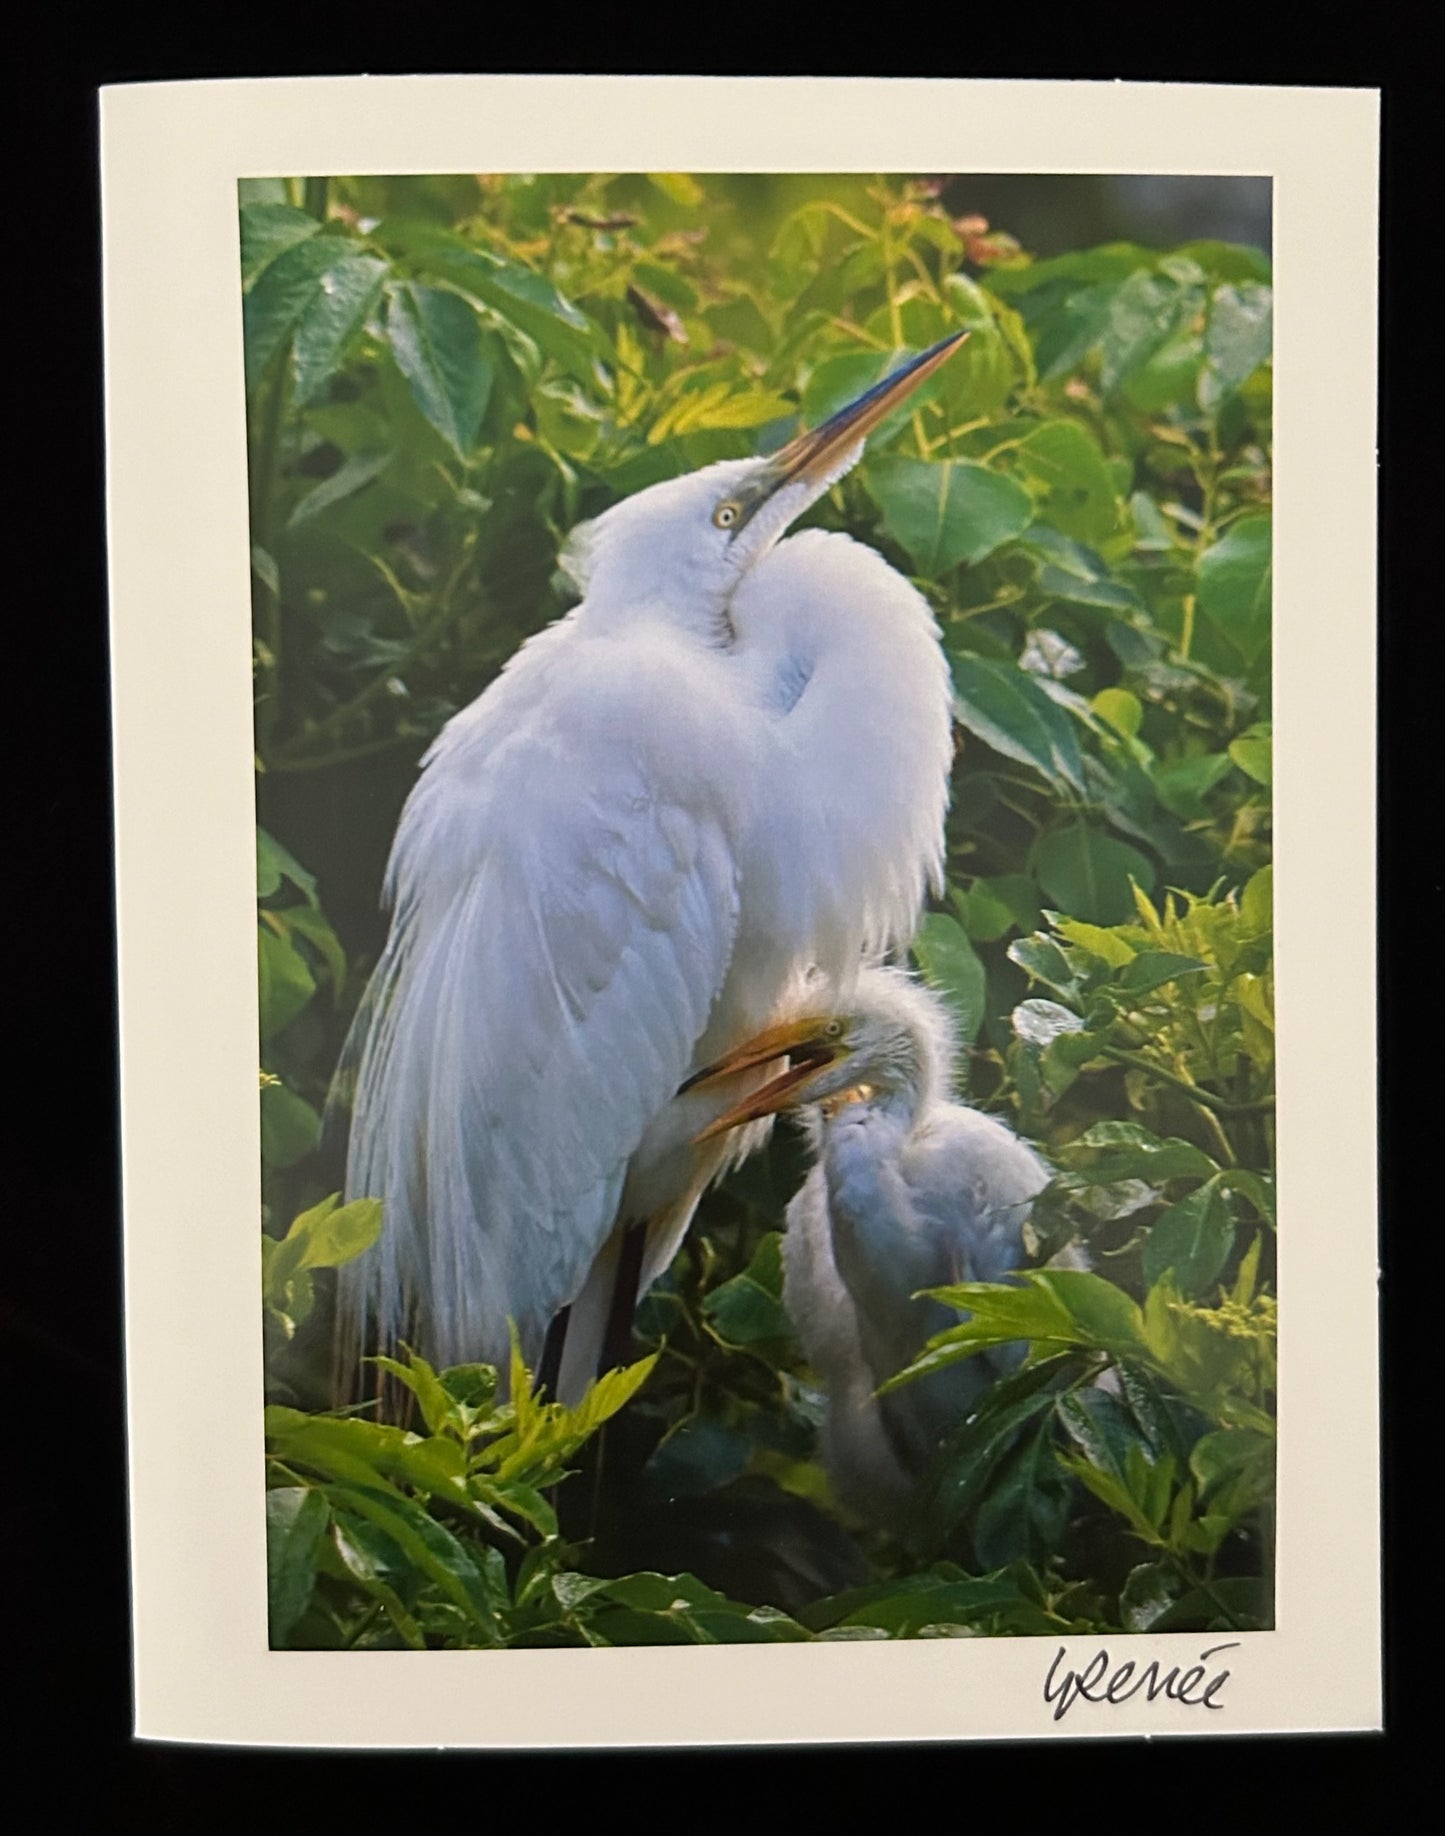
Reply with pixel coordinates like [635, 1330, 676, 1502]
[825, 1019, 844, 1039]
[712, 501, 741, 530]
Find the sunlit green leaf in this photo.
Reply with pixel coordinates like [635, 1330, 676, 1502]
[868, 456, 1034, 575]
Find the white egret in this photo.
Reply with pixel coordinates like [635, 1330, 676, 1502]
[686, 965, 1063, 1526]
[335, 335, 966, 1407]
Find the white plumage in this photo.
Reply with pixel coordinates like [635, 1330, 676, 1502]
[688, 965, 1059, 1525]
[335, 339, 966, 1404]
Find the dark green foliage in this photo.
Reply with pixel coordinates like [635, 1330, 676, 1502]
[249, 173, 1274, 1645]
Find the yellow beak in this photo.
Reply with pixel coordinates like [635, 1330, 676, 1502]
[761, 329, 969, 492]
[681, 1015, 847, 1144]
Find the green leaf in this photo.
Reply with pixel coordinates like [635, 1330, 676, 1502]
[251, 544, 279, 597]
[1174, 241, 1272, 284]
[1116, 951, 1208, 995]
[1229, 723, 1273, 785]
[1032, 1268, 1148, 1353]
[1092, 687, 1142, 738]
[649, 172, 705, 206]
[868, 457, 1034, 575]
[562, 1355, 660, 1440]
[328, 1511, 427, 1649]
[324, 1481, 504, 1639]
[1120, 1560, 1181, 1631]
[1062, 1121, 1217, 1186]
[1048, 917, 1136, 967]
[972, 1421, 1072, 1568]
[258, 923, 316, 1039]
[834, 1577, 1027, 1636]
[911, 912, 987, 1044]
[703, 1235, 792, 1347]
[292, 252, 389, 405]
[1019, 524, 1144, 614]
[269, 1194, 384, 1295]
[257, 828, 317, 903]
[955, 874, 1041, 942]
[404, 233, 600, 377]
[370, 1352, 454, 1439]
[1201, 283, 1272, 407]
[1123, 329, 1204, 414]
[1100, 269, 1195, 394]
[1034, 825, 1156, 926]
[1056, 1386, 1144, 1485]
[244, 231, 357, 393]
[1143, 1182, 1235, 1297]
[928, 1366, 1073, 1535]
[267, 1408, 467, 1502]
[1189, 1426, 1274, 1500]
[1241, 864, 1273, 932]
[1013, 420, 1120, 544]
[240, 203, 322, 291]
[1197, 515, 1271, 664]
[950, 654, 1086, 793]
[1010, 998, 1084, 1049]
[266, 1486, 329, 1644]
[1008, 934, 1084, 1002]
[288, 449, 392, 529]
[385, 281, 493, 458]
[260, 1078, 321, 1170]
[1153, 752, 1234, 819]
[282, 903, 347, 998]
[1152, 1575, 1270, 1633]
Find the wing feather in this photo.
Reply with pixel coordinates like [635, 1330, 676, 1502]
[337, 626, 745, 1379]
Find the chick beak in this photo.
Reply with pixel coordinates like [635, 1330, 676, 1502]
[680, 1016, 847, 1144]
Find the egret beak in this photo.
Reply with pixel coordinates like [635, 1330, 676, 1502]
[750, 329, 969, 506]
[680, 1015, 849, 1144]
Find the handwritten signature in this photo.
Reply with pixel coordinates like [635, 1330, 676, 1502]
[1043, 1643, 1240, 1722]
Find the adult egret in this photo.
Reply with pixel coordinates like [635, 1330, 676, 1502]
[336, 334, 966, 1407]
[686, 965, 1060, 1525]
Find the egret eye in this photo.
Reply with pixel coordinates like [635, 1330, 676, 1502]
[825, 1019, 844, 1039]
[713, 501, 741, 530]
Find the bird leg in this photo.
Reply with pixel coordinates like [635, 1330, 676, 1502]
[600, 1220, 647, 1380]
[537, 1304, 571, 1400]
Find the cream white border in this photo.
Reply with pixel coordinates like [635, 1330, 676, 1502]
[102, 77, 1381, 1747]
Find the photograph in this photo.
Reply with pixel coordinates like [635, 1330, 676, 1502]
[245, 167, 1281, 1654]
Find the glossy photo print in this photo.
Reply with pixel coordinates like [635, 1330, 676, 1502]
[245, 169, 1279, 1656]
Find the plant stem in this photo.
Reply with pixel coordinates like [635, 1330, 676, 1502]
[1098, 1047, 1274, 1120]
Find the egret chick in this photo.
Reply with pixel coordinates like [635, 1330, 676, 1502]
[688, 966, 1062, 1526]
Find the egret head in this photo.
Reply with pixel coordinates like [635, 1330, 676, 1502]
[684, 965, 959, 1141]
[562, 332, 968, 624]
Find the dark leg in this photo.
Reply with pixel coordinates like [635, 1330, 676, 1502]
[537, 1305, 571, 1399]
[599, 1221, 646, 1379]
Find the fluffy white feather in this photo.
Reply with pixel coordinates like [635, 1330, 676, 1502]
[336, 444, 955, 1403]
[770, 967, 1071, 1525]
